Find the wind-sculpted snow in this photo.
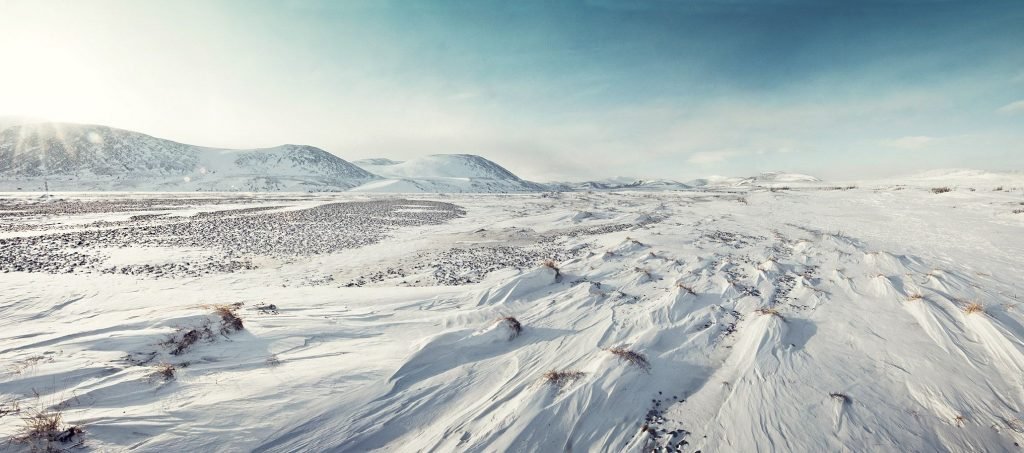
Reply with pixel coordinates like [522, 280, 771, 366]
[2, 187, 1024, 452]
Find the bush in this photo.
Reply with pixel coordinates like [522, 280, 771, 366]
[212, 303, 244, 333]
[963, 302, 984, 315]
[14, 406, 83, 449]
[542, 370, 585, 387]
[931, 187, 952, 194]
[607, 347, 651, 372]
[153, 362, 176, 381]
[499, 316, 522, 340]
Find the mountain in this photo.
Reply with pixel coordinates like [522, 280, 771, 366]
[352, 154, 545, 193]
[0, 123, 376, 191]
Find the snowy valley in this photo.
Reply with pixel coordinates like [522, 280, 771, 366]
[1, 181, 1023, 452]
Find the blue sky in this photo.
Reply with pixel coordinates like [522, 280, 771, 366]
[1, 0, 1022, 181]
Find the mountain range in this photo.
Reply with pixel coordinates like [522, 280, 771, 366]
[0, 122, 831, 193]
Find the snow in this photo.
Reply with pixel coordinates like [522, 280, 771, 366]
[0, 123, 377, 192]
[352, 154, 544, 193]
[2, 184, 1023, 452]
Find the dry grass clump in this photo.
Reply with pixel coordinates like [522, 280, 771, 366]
[931, 187, 953, 194]
[607, 347, 651, 372]
[1013, 209, 1024, 214]
[499, 316, 522, 340]
[152, 362, 176, 381]
[212, 303, 245, 333]
[954, 415, 967, 427]
[166, 324, 213, 356]
[755, 307, 783, 318]
[14, 407, 83, 449]
[540, 259, 561, 278]
[963, 302, 985, 315]
[829, 392, 849, 403]
[906, 293, 924, 302]
[542, 370, 586, 387]
[675, 282, 696, 295]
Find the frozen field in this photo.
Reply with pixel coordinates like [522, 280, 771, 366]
[2, 186, 1024, 452]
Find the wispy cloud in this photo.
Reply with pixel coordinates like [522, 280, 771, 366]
[881, 136, 936, 150]
[688, 149, 742, 164]
[998, 100, 1024, 114]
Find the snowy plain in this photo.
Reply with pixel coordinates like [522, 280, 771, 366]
[2, 182, 1024, 452]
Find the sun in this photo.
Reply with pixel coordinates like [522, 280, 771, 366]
[0, 26, 110, 123]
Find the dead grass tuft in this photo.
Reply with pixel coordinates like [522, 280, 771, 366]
[499, 316, 522, 340]
[165, 324, 214, 356]
[212, 303, 244, 333]
[539, 259, 562, 279]
[755, 307, 783, 318]
[963, 302, 985, 315]
[675, 282, 696, 295]
[14, 406, 83, 449]
[607, 347, 651, 372]
[542, 370, 586, 387]
[829, 392, 849, 403]
[906, 293, 924, 302]
[152, 362, 176, 381]
[931, 187, 953, 194]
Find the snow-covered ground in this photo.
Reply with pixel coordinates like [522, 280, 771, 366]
[2, 184, 1024, 452]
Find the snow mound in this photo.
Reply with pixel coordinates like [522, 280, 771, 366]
[351, 154, 545, 193]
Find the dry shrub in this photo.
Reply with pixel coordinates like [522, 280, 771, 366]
[906, 293, 924, 302]
[212, 303, 244, 333]
[152, 362, 176, 381]
[931, 187, 952, 194]
[755, 307, 783, 318]
[963, 302, 985, 315]
[829, 392, 849, 403]
[166, 324, 213, 356]
[542, 370, 585, 387]
[266, 355, 282, 367]
[14, 406, 83, 449]
[675, 282, 696, 295]
[540, 259, 560, 278]
[607, 347, 651, 372]
[499, 316, 522, 340]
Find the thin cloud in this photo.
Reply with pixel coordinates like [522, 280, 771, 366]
[881, 136, 936, 150]
[998, 100, 1024, 114]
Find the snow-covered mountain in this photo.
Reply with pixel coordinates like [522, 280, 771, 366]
[352, 154, 545, 193]
[0, 123, 376, 191]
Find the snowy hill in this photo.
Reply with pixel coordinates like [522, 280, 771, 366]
[0, 123, 376, 191]
[352, 154, 545, 193]
[893, 168, 1024, 189]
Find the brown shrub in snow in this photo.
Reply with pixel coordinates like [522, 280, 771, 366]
[607, 347, 651, 372]
[963, 302, 985, 315]
[499, 316, 522, 340]
[152, 362, 176, 381]
[542, 370, 585, 387]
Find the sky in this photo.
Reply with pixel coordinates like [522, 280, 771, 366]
[0, 0, 1022, 181]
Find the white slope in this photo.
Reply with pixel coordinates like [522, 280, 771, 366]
[689, 171, 822, 188]
[894, 168, 1024, 189]
[2, 186, 1024, 452]
[551, 177, 692, 191]
[0, 123, 377, 192]
[352, 154, 544, 193]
